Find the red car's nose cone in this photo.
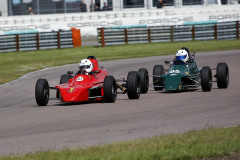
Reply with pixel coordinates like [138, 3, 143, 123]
[58, 85, 89, 102]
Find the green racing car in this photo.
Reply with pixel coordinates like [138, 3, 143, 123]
[138, 47, 229, 92]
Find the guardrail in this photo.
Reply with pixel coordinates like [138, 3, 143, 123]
[0, 30, 76, 53]
[97, 21, 240, 47]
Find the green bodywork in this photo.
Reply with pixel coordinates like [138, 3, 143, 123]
[161, 60, 201, 91]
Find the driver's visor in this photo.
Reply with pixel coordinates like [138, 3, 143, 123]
[79, 65, 90, 70]
[176, 55, 187, 60]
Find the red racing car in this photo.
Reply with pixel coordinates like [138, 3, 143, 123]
[35, 56, 149, 106]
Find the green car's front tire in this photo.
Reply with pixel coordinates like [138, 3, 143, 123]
[153, 65, 164, 91]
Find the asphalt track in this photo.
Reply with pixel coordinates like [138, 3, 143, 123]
[0, 50, 240, 156]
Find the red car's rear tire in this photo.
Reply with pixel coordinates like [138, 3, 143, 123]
[138, 68, 149, 94]
[127, 71, 141, 99]
[104, 75, 117, 103]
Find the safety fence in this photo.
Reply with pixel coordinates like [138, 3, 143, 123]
[0, 29, 81, 53]
[97, 21, 240, 47]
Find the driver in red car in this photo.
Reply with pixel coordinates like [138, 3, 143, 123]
[78, 59, 93, 75]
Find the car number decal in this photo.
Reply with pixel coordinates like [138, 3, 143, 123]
[170, 70, 180, 73]
[76, 77, 84, 81]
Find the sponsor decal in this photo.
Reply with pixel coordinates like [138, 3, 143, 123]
[67, 88, 76, 93]
[67, 20, 122, 28]
[0, 24, 51, 32]
[139, 17, 193, 25]
[209, 14, 239, 20]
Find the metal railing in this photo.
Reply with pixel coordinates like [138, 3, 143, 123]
[0, 30, 73, 53]
[97, 21, 240, 47]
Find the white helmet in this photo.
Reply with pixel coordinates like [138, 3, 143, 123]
[79, 59, 93, 73]
[176, 50, 189, 62]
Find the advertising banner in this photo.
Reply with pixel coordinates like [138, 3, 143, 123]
[0, 7, 239, 36]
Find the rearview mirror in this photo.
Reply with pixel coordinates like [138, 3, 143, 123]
[192, 52, 195, 58]
[164, 61, 170, 65]
[94, 70, 100, 73]
[67, 71, 73, 74]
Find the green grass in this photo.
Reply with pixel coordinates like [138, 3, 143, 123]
[1, 126, 240, 160]
[1, 40, 240, 84]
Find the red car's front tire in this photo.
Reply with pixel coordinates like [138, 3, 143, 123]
[35, 79, 49, 106]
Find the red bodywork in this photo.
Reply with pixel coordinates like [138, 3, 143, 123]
[55, 59, 108, 102]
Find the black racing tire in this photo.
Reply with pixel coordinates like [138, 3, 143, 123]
[217, 63, 229, 88]
[58, 74, 72, 99]
[153, 65, 164, 91]
[35, 79, 49, 106]
[201, 66, 212, 92]
[127, 71, 141, 99]
[103, 75, 117, 103]
[60, 74, 72, 84]
[138, 68, 149, 94]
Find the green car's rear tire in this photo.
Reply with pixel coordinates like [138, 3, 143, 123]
[217, 63, 229, 88]
[127, 71, 141, 99]
[35, 79, 49, 106]
[138, 68, 149, 94]
[201, 66, 212, 92]
[153, 65, 164, 91]
[103, 75, 117, 103]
